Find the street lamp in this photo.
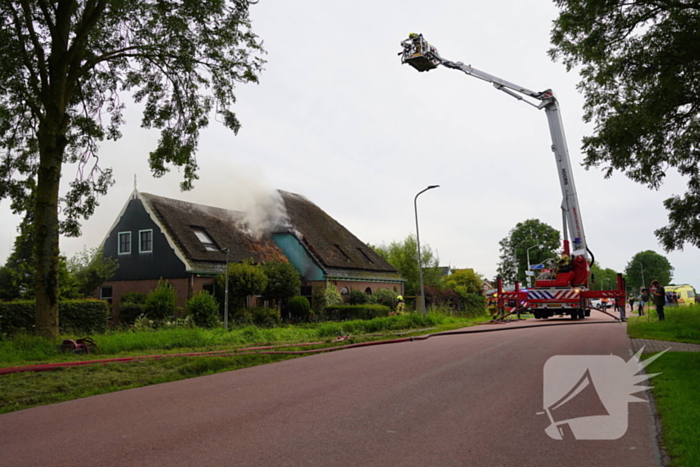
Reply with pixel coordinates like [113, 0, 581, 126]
[415, 185, 440, 318]
[221, 247, 230, 329]
[526, 245, 541, 287]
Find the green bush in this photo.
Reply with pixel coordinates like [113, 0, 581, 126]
[0, 299, 109, 336]
[323, 304, 391, 321]
[287, 296, 312, 321]
[119, 291, 147, 325]
[186, 292, 219, 328]
[348, 289, 369, 305]
[251, 307, 281, 328]
[0, 301, 34, 335]
[120, 292, 146, 305]
[144, 279, 177, 321]
[372, 288, 398, 309]
[233, 307, 281, 328]
[312, 283, 343, 313]
[462, 294, 488, 318]
[60, 299, 110, 333]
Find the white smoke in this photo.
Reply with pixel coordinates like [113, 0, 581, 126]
[239, 189, 290, 239]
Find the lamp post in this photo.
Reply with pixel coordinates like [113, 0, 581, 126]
[526, 245, 540, 287]
[415, 185, 440, 318]
[221, 247, 230, 329]
[637, 262, 646, 288]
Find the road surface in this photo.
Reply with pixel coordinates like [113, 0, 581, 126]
[0, 313, 663, 466]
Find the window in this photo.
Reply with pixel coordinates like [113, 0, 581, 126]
[139, 230, 153, 253]
[365, 287, 372, 295]
[335, 245, 351, 262]
[118, 232, 131, 255]
[100, 286, 113, 305]
[357, 248, 374, 264]
[340, 287, 350, 295]
[191, 227, 219, 251]
[203, 283, 215, 295]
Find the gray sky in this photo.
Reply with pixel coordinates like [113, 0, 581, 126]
[1, 0, 697, 288]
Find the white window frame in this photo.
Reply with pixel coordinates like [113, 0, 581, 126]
[118, 231, 131, 255]
[139, 229, 153, 253]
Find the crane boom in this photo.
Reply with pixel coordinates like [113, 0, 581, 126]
[399, 34, 588, 258]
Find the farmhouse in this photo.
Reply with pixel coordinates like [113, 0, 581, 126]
[99, 190, 403, 321]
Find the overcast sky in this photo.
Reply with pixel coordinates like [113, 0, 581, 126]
[1, 0, 697, 289]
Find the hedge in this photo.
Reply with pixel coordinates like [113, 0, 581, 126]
[0, 299, 110, 336]
[323, 304, 391, 321]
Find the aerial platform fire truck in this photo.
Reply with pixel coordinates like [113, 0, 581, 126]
[399, 33, 625, 320]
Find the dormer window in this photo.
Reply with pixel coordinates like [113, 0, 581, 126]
[191, 227, 218, 251]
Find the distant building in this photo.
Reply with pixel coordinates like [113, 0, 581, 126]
[98, 190, 403, 321]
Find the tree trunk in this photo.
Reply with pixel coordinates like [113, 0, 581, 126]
[34, 120, 66, 339]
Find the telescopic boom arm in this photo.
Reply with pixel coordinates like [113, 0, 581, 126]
[400, 34, 588, 258]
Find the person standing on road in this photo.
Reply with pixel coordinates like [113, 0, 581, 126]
[628, 295, 635, 314]
[650, 280, 666, 321]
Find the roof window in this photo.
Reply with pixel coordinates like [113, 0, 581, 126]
[191, 227, 219, 251]
[335, 245, 352, 262]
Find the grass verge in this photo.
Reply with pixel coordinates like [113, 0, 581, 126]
[626, 305, 700, 344]
[644, 352, 700, 467]
[0, 313, 488, 414]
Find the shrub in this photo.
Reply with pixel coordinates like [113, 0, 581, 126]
[186, 292, 220, 328]
[287, 296, 312, 321]
[0, 299, 109, 336]
[372, 288, 398, 309]
[312, 283, 342, 313]
[462, 293, 488, 318]
[348, 289, 369, 305]
[323, 304, 391, 321]
[119, 291, 147, 325]
[60, 299, 110, 333]
[233, 307, 281, 328]
[144, 279, 177, 321]
[250, 307, 281, 328]
[120, 291, 146, 305]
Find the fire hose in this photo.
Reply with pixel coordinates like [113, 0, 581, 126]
[0, 319, 621, 376]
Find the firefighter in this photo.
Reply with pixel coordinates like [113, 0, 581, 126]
[395, 295, 405, 314]
[555, 253, 572, 275]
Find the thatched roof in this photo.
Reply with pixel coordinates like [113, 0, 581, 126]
[141, 193, 288, 265]
[279, 191, 397, 273]
[135, 190, 399, 279]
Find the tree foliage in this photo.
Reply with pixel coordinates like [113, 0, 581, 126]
[550, 1, 700, 250]
[442, 268, 484, 296]
[624, 250, 674, 293]
[260, 261, 301, 304]
[66, 247, 118, 297]
[590, 263, 620, 291]
[0, 0, 265, 337]
[370, 233, 440, 296]
[216, 260, 268, 312]
[496, 219, 561, 285]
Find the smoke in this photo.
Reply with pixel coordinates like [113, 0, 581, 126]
[239, 189, 290, 239]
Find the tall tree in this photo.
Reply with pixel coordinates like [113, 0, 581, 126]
[0, 0, 265, 337]
[496, 219, 561, 285]
[370, 234, 440, 296]
[624, 250, 674, 293]
[550, 1, 700, 250]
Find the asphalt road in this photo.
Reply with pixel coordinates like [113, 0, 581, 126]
[0, 312, 663, 467]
